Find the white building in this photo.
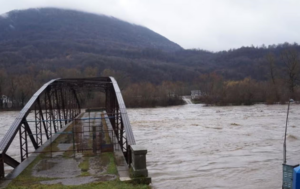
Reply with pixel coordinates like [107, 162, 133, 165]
[191, 90, 201, 100]
[1, 95, 12, 108]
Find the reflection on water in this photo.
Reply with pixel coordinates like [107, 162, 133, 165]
[1, 104, 299, 188]
[128, 104, 300, 189]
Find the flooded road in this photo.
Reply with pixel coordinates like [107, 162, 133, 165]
[128, 104, 300, 189]
[1, 104, 300, 188]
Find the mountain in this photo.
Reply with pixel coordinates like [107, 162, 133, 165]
[1, 8, 300, 108]
[0, 8, 182, 53]
[0, 8, 195, 83]
[0, 8, 299, 84]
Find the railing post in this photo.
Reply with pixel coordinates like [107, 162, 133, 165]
[0, 153, 4, 179]
[127, 144, 131, 167]
[92, 126, 96, 154]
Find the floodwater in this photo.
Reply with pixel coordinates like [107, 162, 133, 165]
[128, 104, 300, 189]
[0, 111, 22, 174]
[182, 96, 193, 104]
[1, 104, 300, 188]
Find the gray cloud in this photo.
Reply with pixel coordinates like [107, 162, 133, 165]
[0, 0, 299, 51]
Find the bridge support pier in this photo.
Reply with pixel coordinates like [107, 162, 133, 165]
[130, 145, 151, 184]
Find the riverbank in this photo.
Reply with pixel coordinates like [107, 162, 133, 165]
[191, 97, 298, 106]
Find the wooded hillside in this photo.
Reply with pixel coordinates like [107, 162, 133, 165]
[1, 8, 300, 108]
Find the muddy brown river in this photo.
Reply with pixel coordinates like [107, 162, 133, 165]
[1, 104, 300, 188]
[128, 104, 300, 189]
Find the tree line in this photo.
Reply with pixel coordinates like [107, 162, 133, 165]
[194, 48, 300, 105]
[0, 67, 187, 109]
[1, 45, 300, 109]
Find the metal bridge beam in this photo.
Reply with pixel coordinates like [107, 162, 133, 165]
[2, 154, 19, 168]
[23, 119, 38, 150]
[19, 122, 28, 162]
[0, 77, 134, 179]
[46, 90, 56, 133]
[55, 89, 63, 129]
[37, 97, 50, 140]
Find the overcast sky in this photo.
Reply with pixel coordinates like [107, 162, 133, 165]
[0, 0, 299, 51]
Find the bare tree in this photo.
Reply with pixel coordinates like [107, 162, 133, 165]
[265, 53, 279, 102]
[84, 67, 98, 77]
[281, 49, 300, 98]
[266, 53, 277, 85]
[101, 69, 130, 90]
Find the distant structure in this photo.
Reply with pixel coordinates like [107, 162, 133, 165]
[1, 95, 12, 108]
[191, 90, 201, 100]
[168, 92, 176, 98]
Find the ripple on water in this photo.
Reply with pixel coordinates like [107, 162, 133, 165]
[128, 104, 299, 189]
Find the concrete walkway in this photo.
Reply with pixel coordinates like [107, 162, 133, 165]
[2, 111, 131, 188]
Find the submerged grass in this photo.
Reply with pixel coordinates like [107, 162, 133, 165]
[8, 155, 58, 187]
[79, 157, 90, 176]
[62, 146, 74, 158]
[104, 152, 117, 175]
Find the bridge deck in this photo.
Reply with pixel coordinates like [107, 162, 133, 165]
[2, 111, 130, 188]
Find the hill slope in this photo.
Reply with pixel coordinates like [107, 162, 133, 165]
[0, 8, 182, 54]
[0, 8, 299, 84]
[1, 8, 300, 108]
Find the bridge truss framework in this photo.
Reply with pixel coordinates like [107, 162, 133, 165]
[0, 77, 136, 179]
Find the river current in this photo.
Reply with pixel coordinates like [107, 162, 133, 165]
[128, 104, 300, 189]
[1, 104, 300, 188]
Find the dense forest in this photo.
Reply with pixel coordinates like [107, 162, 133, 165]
[1, 8, 300, 108]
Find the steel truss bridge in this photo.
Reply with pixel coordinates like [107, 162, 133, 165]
[0, 77, 135, 179]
